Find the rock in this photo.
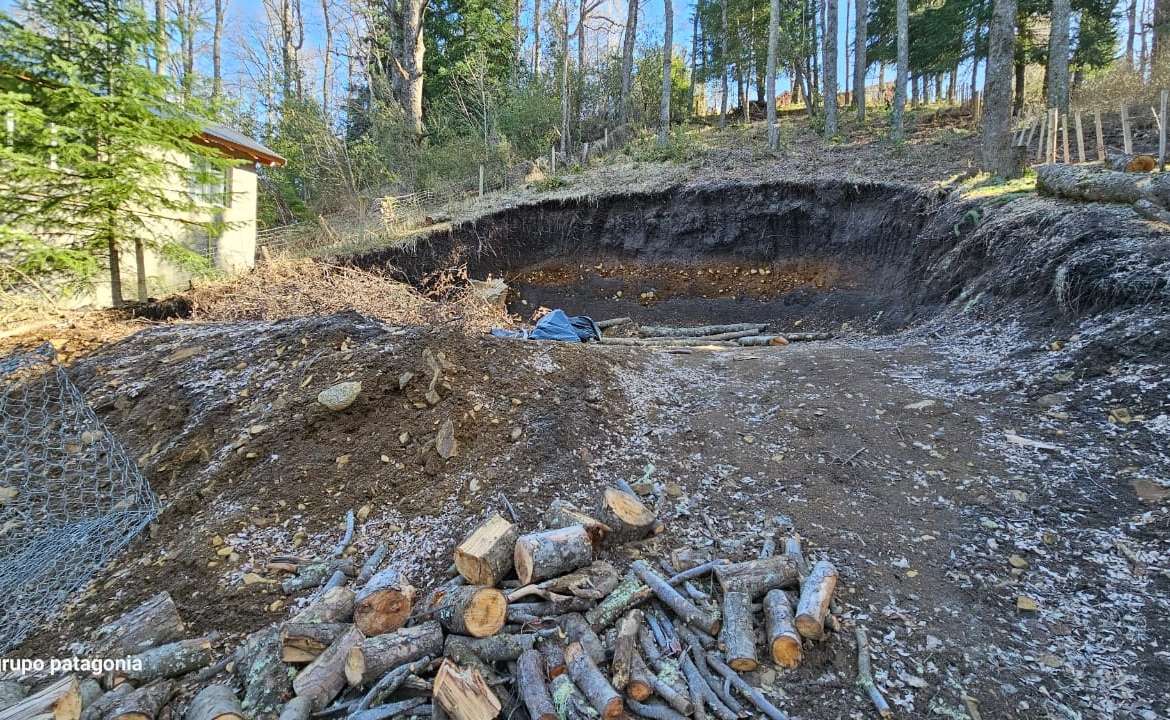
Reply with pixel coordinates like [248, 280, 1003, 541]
[1035, 393, 1066, 409]
[399, 372, 415, 389]
[509, 427, 523, 442]
[436, 419, 458, 459]
[1016, 596, 1039, 612]
[904, 399, 936, 411]
[1008, 554, 1029, 569]
[318, 381, 362, 411]
[357, 504, 373, 522]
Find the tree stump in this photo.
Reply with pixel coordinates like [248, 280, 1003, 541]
[596, 489, 657, 543]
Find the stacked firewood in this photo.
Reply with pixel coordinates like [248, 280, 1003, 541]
[594, 319, 832, 348]
[3, 484, 868, 720]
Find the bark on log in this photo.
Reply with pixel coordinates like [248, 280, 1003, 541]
[358, 544, 389, 584]
[564, 643, 623, 720]
[289, 587, 355, 624]
[0, 676, 79, 720]
[783, 537, 810, 579]
[538, 640, 567, 679]
[539, 560, 620, 600]
[599, 338, 736, 348]
[0, 683, 28, 713]
[625, 655, 653, 702]
[236, 627, 293, 720]
[794, 561, 838, 639]
[719, 592, 758, 671]
[292, 625, 364, 711]
[610, 610, 643, 691]
[735, 335, 790, 347]
[679, 652, 735, 720]
[666, 559, 727, 585]
[585, 574, 653, 631]
[781, 332, 833, 342]
[630, 561, 720, 635]
[455, 514, 519, 586]
[548, 674, 595, 720]
[596, 490, 657, 544]
[185, 685, 244, 720]
[80, 684, 131, 720]
[506, 597, 593, 622]
[282, 559, 357, 595]
[763, 589, 802, 668]
[280, 622, 349, 663]
[1035, 163, 1148, 204]
[854, 626, 893, 719]
[669, 548, 714, 573]
[345, 621, 445, 687]
[547, 501, 612, 541]
[106, 682, 174, 720]
[515, 526, 594, 585]
[516, 650, 557, 720]
[431, 586, 507, 638]
[90, 592, 185, 656]
[117, 638, 212, 685]
[444, 634, 536, 664]
[637, 323, 767, 337]
[349, 698, 427, 720]
[626, 700, 687, 720]
[636, 659, 691, 716]
[557, 614, 607, 666]
[637, 625, 661, 663]
[432, 660, 501, 720]
[713, 556, 800, 596]
[705, 654, 788, 720]
[354, 567, 415, 637]
[275, 697, 310, 720]
[639, 330, 761, 342]
[596, 317, 632, 330]
[355, 656, 432, 711]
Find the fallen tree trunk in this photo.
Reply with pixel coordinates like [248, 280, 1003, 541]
[515, 525, 595, 584]
[538, 560, 620, 599]
[292, 625, 364, 710]
[516, 650, 558, 720]
[117, 637, 213, 685]
[719, 591, 758, 671]
[548, 674, 594, 720]
[631, 561, 720, 635]
[713, 556, 800, 596]
[763, 589, 802, 668]
[345, 621, 445, 687]
[564, 642, 623, 720]
[639, 330, 761, 342]
[596, 489, 657, 544]
[454, 513, 519, 586]
[1035, 163, 1148, 204]
[637, 323, 767, 337]
[280, 622, 349, 663]
[106, 682, 174, 720]
[90, 592, 185, 656]
[185, 685, 244, 720]
[794, 560, 838, 639]
[596, 317, 633, 330]
[0, 676, 79, 720]
[431, 586, 507, 637]
[432, 660, 501, 720]
[354, 567, 415, 637]
[599, 338, 736, 348]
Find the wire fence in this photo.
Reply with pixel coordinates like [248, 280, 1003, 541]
[0, 345, 160, 653]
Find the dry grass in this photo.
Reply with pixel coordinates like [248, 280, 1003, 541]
[189, 257, 509, 331]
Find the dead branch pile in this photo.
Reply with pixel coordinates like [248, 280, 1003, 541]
[3, 485, 872, 720]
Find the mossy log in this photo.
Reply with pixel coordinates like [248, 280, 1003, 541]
[116, 638, 212, 685]
[584, 573, 653, 631]
[184, 685, 244, 720]
[1035, 163, 1148, 204]
[236, 627, 294, 720]
[444, 633, 537, 664]
[548, 674, 596, 720]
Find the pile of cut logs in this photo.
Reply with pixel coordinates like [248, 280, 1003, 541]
[1, 482, 885, 720]
[594, 319, 832, 348]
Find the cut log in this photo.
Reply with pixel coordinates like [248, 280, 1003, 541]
[280, 623, 349, 663]
[354, 567, 415, 637]
[539, 560, 619, 600]
[669, 548, 713, 573]
[637, 323, 767, 337]
[599, 337, 737, 348]
[547, 501, 612, 540]
[293, 625, 364, 711]
[275, 698, 310, 720]
[762, 590, 801, 668]
[783, 537, 810, 579]
[610, 609, 643, 691]
[345, 621, 445, 687]
[564, 642, 622, 720]
[349, 698, 427, 720]
[431, 586, 507, 638]
[783, 332, 833, 342]
[625, 655, 653, 702]
[548, 674, 593, 720]
[444, 634, 536, 664]
[282, 559, 357, 595]
[735, 335, 790, 347]
[596, 489, 657, 544]
[432, 660, 501, 720]
[116, 638, 212, 685]
[0, 676, 79, 720]
[90, 592, 185, 656]
[794, 560, 838, 639]
[289, 587, 355, 624]
[515, 526, 595, 585]
[557, 614, 606, 666]
[596, 317, 632, 330]
[184, 686, 243, 720]
[626, 700, 687, 720]
[666, 560, 726, 586]
[636, 659, 691, 716]
[585, 573, 653, 631]
[537, 641, 567, 679]
[455, 514, 519, 586]
[106, 682, 174, 720]
[1035, 163, 1148, 204]
[358, 544, 389, 584]
[719, 591, 757, 672]
[0, 683, 28, 713]
[630, 561, 719, 636]
[516, 650, 557, 720]
[713, 556, 800, 596]
[236, 627, 293, 720]
[80, 684, 131, 720]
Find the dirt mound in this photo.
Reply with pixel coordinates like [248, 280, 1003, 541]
[14, 312, 627, 657]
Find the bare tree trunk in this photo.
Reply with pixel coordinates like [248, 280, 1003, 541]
[1012, 60, 1024, 114]
[891, 0, 907, 138]
[969, 21, 981, 107]
[402, 0, 426, 137]
[767, 0, 779, 147]
[659, 0, 673, 143]
[719, 0, 729, 127]
[1047, 0, 1069, 114]
[1128, 0, 1138, 67]
[981, 0, 1019, 176]
[947, 63, 957, 103]
[854, 0, 865, 118]
[321, 0, 332, 110]
[532, 0, 542, 73]
[843, 0, 851, 102]
[619, 0, 638, 123]
[515, 0, 523, 66]
[213, 0, 224, 100]
[293, 0, 305, 98]
[560, 0, 570, 152]
[154, 0, 167, 75]
[823, 0, 838, 135]
[577, 0, 586, 136]
[107, 234, 123, 308]
[1156, 0, 1170, 62]
[689, 11, 699, 116]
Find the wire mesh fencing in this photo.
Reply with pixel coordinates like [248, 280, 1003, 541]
[0, 345, 160, 653]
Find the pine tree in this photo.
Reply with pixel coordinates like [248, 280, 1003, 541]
[0, 0, 231, 305]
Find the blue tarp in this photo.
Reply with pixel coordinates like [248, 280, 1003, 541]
[491, 309, 601, 343]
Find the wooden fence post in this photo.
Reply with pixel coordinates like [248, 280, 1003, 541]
[478, 165, 484, 197]
[1160, 89, 1168, 171]
[1094, 109, 1106, 162]
[582, 141, 589, 164]
[1074, 111, 1086, 163]
[550, 145, 556, 175]
[1035, 113, 1048, 162]
[1061, 113, 1070, 163]
[1121, 104, 1133, 155]
[1024, 116, 1038, 150]
[1048, 108, 1058, 163]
